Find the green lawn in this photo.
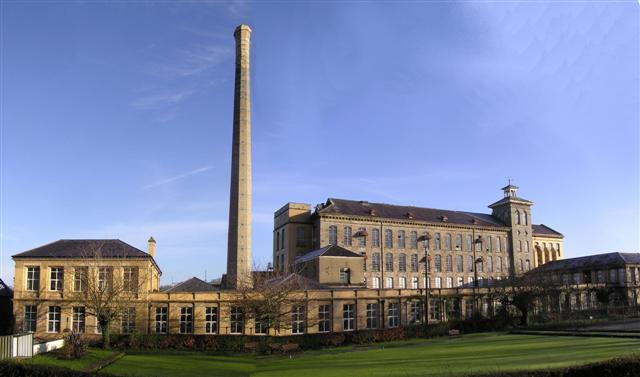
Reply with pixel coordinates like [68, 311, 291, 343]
[25, 347, 120, 372]
[27, 333, 640, 377]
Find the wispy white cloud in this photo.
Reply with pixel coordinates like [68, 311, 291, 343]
[145, 44, 231, 79]
[131, 89, 194, 110]
[223, 0, 250, 18]
[143, 166, 213, 189]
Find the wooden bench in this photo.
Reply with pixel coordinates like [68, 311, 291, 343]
[448, 329, 461, 336]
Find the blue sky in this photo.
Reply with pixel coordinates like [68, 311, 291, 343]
[1, 1, 638, 286]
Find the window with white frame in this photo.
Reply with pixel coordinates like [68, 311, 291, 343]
[230, 306, 244, 334]
[98, 267, 111, 291]
[385, 277, 393, 289]
[372, 277, 381, 289]
[408, 301, 422, 324]
[73, 307, 85, 333]
[385, 230, 393, 248]
[339, 268, 350, 284]
[155, 307, 168, 334]
[344, 226, 352, 246]
[123, 267, 138, 292]
[50, 267, 63, 291]
[385, 253, 393, 272]
[366, 303, 378, 329]
[255, 315, 269, 335]
[398, 231, 405, 249]
[372, 253, 381, 272]
[343, 304, 355, 331]
[412, 276, 419, 289]
[372, 228, 380, 247]
[318, 304, 331, 332]
[399, 277, 406, 289]
[24, 305, 37, 332]
[434, 255, 442, 272]
[387, 302, 399, 328]
[399, 254, 407, 272]
[179, 307, 192, 334]
[121, 307, 136, 334]
[73, 267, 87, 292]
[329, 226, 337, 245]
[357, 227, 366, 247]
[467, 276, 473, 285]
[205, 307, 218, 334]
[457, 276, 464, 287]
[26, 267, 40, 291]
[291, 305, 305, 334]
[410, 254, 418, 272]
[435, 277, 442, 288]
[446, 277, 453, 288]
[47, 306, 61, 333]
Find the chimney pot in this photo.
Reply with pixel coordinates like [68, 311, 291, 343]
[148, 236, 156, 257]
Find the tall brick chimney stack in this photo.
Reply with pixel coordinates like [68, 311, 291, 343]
[226, 24, 253, 289]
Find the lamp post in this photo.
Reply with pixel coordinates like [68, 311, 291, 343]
[473, 235, 483, 316]
[417, 232, 432, 332]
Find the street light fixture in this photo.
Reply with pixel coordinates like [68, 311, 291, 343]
[417, 232, 432, 332]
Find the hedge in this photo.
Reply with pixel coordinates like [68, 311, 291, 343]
[0, 362, 113, 377]
[108, 316, 504, 354]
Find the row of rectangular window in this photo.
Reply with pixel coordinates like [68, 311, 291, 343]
[24, 266, 139, 292]
[370, 275, 503, 289]
[370, 253, 510, 274]
[328, 226, 511, 253]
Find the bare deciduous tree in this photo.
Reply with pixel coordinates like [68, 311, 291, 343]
[231, 266, 317, 334]
[72, 242, 148, 348]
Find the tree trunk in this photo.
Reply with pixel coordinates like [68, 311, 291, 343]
[520, 308, 528, 327]
[100, 319, 111, 349]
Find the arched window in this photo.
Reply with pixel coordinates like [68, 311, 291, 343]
[455, 234, 462, 250]
[445, 234, 452, 250]
[496, 237, 501, 252]
[372, 253, 381, 272]
[385, 230, 393, 248]
[445, 255, 452, 272]
[385, 277, 394, 289]
[344, 226, 352, 246]
[372, 277, 381, 289]
[487, 237, 492, 252]
[523, 211, 528, 225]
[328, 226, 337, 245]
[385, 253, 394, 272]
[516, 210, 521, 225]
[525, 241, 530, 253]
[434, 255, 442, 272]
[410, 231, 418, 249]
[435, 233, 441, 250]
[466, 235, 472, 251]
[357, 227, 366, 247]
[518, 240, 523, 252]
[398, 231, 406, 249]
[372, 229, 380, 247]
[399, 253, 407, 272]
[456, 255, 463, 272]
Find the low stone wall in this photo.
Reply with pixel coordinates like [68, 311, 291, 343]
[33, 338, 64, 355]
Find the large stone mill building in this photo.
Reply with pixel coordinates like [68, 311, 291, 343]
[10, 24, 638, 340]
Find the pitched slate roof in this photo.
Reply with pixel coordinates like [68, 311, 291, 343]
[0, 278, 12, 298]
[318, 198, 507, 228]
[164, 277, 217, 292]
[263, 273, 329, 290]
[12, 239, 151, 259]
[533, 252, 640, 273]
[531, 224, 563, 238]
[294, 244, 364, 264]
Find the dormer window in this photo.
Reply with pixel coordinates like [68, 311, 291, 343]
[369, 208, 377, 216]
[439, 215, 448, 222]
[406, 212, 414, 219]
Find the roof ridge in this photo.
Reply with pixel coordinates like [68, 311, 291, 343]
[328, 198, 493, 217]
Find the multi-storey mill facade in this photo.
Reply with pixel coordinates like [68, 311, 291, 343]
[274, 184, 564, 290]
